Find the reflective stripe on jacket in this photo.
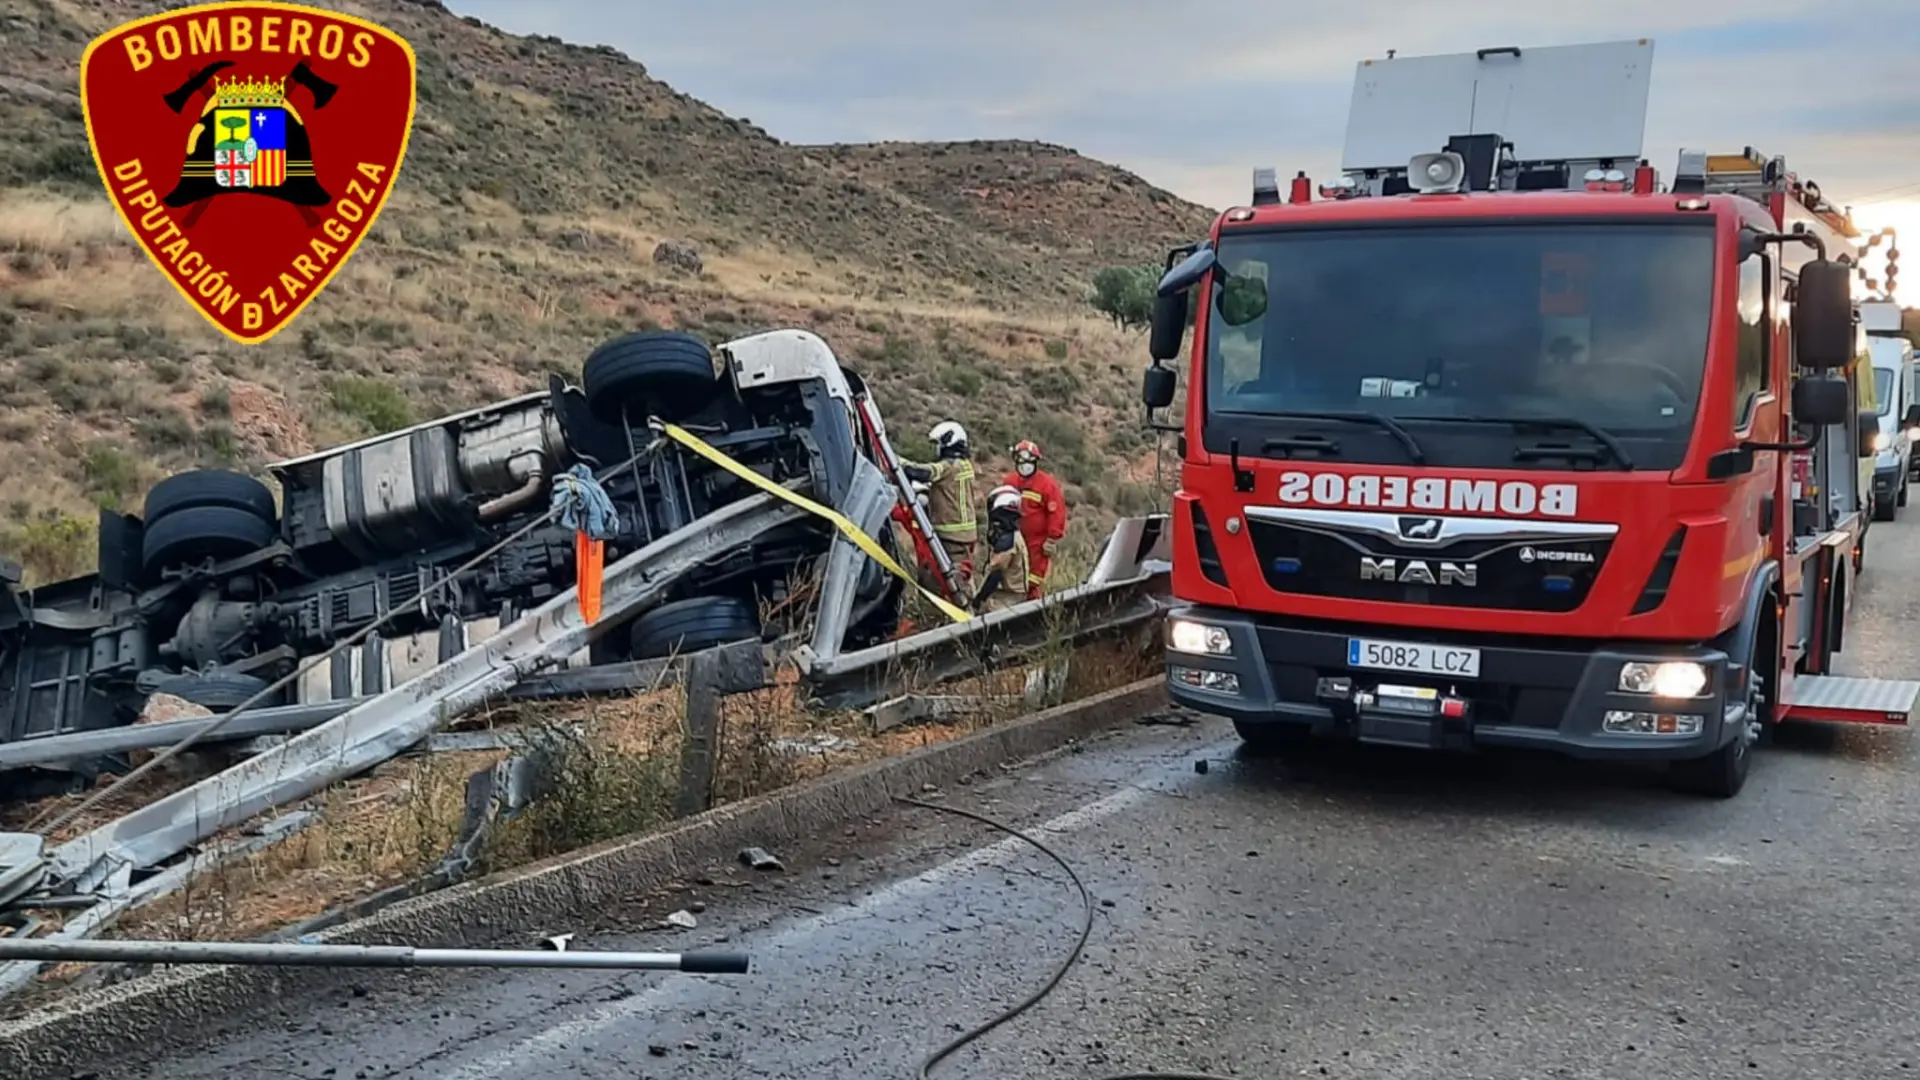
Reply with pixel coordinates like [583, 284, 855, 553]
[920, 459, 976, 542]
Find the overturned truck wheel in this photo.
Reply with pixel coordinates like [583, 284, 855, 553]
[143, 469, 277, 525]
[582, 330, 720, 426]
[629, 595, 762, 660]
[148, 669, 274, 711]
[141, 506, 276, 576]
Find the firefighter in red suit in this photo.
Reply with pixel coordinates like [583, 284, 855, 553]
[1003, 440, 1067, 600]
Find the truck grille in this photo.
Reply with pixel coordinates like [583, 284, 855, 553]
[1243, 507, 1616, 613]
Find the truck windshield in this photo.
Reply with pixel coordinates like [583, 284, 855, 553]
[1201, 220, 1716, 471]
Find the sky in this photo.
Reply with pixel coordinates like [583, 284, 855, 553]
[448, 0, 1920, 303]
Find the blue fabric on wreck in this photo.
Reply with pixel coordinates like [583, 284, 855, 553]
[551, 464, 619, 541]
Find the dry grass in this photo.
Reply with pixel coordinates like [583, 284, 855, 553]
[0, 192, 126, 253]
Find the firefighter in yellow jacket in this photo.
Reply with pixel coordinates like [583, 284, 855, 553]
[974, 485, 1030, 614]
[902, 420, 977, 597]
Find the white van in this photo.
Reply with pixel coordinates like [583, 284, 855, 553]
[1866, 309, 1918, 519]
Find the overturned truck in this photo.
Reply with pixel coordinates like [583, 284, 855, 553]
[0, 328, 909, 801]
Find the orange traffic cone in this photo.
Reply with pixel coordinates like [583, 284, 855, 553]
[575, 531, 604, 624]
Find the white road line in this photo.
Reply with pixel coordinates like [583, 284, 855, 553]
[436, 783, 1153, 1079]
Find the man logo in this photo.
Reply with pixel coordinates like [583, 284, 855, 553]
[1360, 557, 1477, 587]
[1397, 516, 1442, 541]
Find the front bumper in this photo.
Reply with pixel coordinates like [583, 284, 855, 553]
[1164, 605, 1735, 761]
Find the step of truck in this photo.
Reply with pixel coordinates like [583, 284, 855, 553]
[1782, 676, 1920, 726]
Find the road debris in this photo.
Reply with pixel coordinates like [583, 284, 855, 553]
[738, 846, 785, 872]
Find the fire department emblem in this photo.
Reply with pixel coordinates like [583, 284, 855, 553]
[79, 2, 417, 344]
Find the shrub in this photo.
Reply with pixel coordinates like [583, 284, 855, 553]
[330, 376, 414, 434]
[1, 511, 95, 585]
[1088, 265, 1156, 331]
[80, 441, 140, 510]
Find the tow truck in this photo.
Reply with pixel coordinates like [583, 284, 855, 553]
[1139, 38, 1920, 797]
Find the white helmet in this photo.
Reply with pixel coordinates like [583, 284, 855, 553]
[988, 484, 1022, 515]
[929, 420, 968, 457]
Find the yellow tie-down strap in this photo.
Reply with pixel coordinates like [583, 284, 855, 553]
[659, 422, 972, 624]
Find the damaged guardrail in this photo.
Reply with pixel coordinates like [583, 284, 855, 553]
[0, 491, 806, 997]
[793, 513, 1172, 712]
[0, 512, 1174, 1002]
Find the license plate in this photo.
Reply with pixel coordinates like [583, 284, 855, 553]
[1347, 637, 1481, 678]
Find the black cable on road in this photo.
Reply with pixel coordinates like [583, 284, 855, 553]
[893, 796, 1235, 1080]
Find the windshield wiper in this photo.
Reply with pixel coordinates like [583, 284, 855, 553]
[1404, 415, 1634, 470]
[1261, 411, 1426, 463]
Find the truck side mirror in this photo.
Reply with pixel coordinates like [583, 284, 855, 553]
[1903, 403, 1920, 430]
[1148, 291, 1188, 362]
[1858, 411, 1881, 459]
[1791, 374, 1849, 427]
[1142, 364, 1177, 410]
[1793, 259, 1855, 369]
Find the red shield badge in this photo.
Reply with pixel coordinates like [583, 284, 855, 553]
[79, 2, 417, 345]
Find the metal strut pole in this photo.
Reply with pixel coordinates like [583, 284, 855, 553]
[0, 938, 751, 973]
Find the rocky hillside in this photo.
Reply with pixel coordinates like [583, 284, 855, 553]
[808, 139, 1210, 274]
[0, 0, 1215, 584]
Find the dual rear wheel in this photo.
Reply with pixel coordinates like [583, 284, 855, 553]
[139, 469, 278, 578]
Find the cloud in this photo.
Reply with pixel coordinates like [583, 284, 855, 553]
[448, 0, 1920, 211]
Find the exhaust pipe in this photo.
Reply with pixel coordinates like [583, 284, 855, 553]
[476, 455, 547, 521]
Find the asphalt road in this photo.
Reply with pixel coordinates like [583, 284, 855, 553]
[108, 516, 1920, 1080]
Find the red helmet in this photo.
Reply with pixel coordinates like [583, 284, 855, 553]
[1011, 439, 1042, 463]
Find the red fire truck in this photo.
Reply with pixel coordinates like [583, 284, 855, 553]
[1142, 39, 1920, 797]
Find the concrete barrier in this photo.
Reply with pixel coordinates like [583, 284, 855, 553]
[0, 677, 1168, 1079]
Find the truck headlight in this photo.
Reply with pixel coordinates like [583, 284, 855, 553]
[1168, 617, 1232, 656]
[1874, 431, 1891, 453]
[1618, 661, 1709, 698]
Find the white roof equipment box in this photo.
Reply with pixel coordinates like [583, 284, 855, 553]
[1341, 39, 1655, 180]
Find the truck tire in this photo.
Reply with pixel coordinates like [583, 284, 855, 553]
[628, 595, 762, 660]
[143, 469, 276, 525]
[141, 506, 276, 575]
[1670, 630, 1760, 798]
[148, 670, 273, 710]
[1232, 719, 1315, 757]
[1874, 490, 1897, 521]
[582, 331, 719, 426]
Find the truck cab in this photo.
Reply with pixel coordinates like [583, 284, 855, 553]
[1140, 39, 1920, 798]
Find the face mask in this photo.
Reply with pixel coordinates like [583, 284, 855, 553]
[1016, 461, 1035, 477]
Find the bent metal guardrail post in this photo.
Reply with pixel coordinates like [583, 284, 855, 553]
[0, 491, 806, 998]
[792, 513, 1174, 712]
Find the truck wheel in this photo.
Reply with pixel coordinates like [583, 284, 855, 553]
[1670, 637, 1761, 798]
[1874, 490, 1897, 521]
[141, 506, 276, 575]
[628, 595, 762, 660]
[148, 670, 273, 710]
[143, 469, 277, 525]
[582, 331, 719, 426]
[1232, 720, 1315, 757]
